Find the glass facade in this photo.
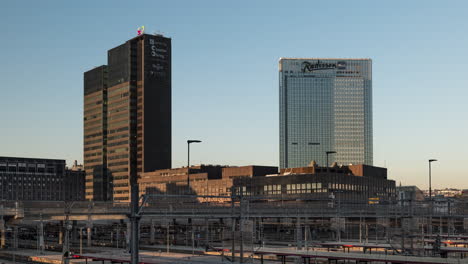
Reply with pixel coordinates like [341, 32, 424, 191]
[279, 58, 372, 168]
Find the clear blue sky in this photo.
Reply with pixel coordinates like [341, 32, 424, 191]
[1, 0, 467, 189]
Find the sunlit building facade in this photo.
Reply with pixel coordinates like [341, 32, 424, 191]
[279, 58, 372, 169]
[84, 33, 172, 201]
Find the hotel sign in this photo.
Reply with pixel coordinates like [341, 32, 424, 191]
[301, 60, 346, 72]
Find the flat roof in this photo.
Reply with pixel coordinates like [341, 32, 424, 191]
[279, 57, 371, 61]
[0, 156, 65, 162]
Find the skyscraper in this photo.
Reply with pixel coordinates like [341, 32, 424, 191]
[279, 58, 372, 169]
[84, 33, 172, 201]
[84, 65, 109, 201]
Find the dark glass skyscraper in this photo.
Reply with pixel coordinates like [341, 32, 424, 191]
[279, 58, 372, 169]
[84, 33, 172, 201]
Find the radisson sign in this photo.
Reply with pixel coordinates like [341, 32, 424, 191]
[301, 60, 346, 72]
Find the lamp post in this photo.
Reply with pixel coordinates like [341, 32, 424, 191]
[428, 159, 437, 238]
[187, 140, 202, 193]
[326, 151, 337, 170]
[428, 159, 437, 201]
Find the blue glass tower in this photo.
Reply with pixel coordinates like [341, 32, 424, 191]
[279, 58, 373, 169]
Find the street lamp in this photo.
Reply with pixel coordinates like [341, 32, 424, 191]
[326, 151, 337, 169]
[187, 140, 202, 193]
[428, 159, 437, 238]
[428, 159, 437, 201]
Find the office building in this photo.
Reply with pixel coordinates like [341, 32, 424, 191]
[84, 33, 172, 201]
[84, 65, 109, 201]
[0, 156, 84, 201]
[279, 58, 373, 169]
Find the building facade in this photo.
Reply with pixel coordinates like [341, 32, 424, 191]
[0, 157, 84, 201]
[279, 58, 373, 169]
[139, 164, 395, 204]
[84, 65, 109, 201]
[84, 33, 172, 202]
[64, 161, 86, 201]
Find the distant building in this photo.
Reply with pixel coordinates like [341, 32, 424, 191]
[139, 163, 395, 204]
[434, 188, 462, 197]
[0, 157, 84, 201]
[461, 190, 468, 198]
[279, 58, 373, 169]
[84, 33, 172, 202]
[69, 160, 84, 171]
[396, 185, 424, 206]
[432, 195, 457, 214]
[65, 160, 86, 201]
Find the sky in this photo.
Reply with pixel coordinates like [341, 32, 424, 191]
[0, 0, 467, 189]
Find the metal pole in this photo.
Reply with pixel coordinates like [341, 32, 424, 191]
[240, 194, 244, 263]
[63, 207, 70, 255]
[205, 218, 209, 251]
[304, 220, 310, 252]
[428, 159, 437, 238]
[359, 211, 362, 243]
[80, 227, 83, 254]
[440, 216, 442, 236]
[130, 168, 140, 264]
[421, 221, 425, 256]
[0, 216, 5, 249]
[186, 140, 201, 194]
[365, 224, 368, 244]
[130, 212, 139, 263]
[192, 222, 195, 255]
[338, 193, 341, 242]
[167, 223, 170, 253]
[116, 228, 120, 249]
[231, 190, 236, 263]
[150, 219, 155, 245]
[13, 226, 18, 250]
[39, 214, 44, 254]
[429, 161, 432, 201]
[187, 142, 190, 193]
[13, 226, 17, 263]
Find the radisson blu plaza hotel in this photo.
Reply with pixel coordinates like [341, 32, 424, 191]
[279, 58, 373, 169]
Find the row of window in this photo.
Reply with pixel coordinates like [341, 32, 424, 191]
[0, 167, 56, 173]
[84, 113, 102, 121]
[0, 177, 62, 181]
[84, 138, 103, 146]
[84, 100, 102, 108]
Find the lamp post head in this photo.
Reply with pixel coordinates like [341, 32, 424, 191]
[326, 151, 337, 155]
[429, 159, 437, 163]
[188, 140, 202, 144]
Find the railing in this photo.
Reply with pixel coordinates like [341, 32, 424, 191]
[0, 198, 466, 219]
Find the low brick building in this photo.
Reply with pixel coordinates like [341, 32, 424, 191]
[139, 163, 396, 204]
